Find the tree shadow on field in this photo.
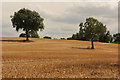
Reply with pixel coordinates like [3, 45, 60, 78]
[0, 40, 33, 42]
[72, 47, 92, 50]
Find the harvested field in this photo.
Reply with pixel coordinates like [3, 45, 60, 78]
[1, 37, 119, 78]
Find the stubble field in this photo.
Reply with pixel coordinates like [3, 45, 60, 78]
[1, 37, 119, 78]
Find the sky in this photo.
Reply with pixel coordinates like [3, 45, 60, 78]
[1, 1, 119, 38]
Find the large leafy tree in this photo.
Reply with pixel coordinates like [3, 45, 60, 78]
[79, 17, 107, 49]
[10, 8, 44, 41]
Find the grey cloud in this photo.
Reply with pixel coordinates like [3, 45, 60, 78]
[2, 2, 118, 38]
[60, 26, 77, 32]
[51, 3, 117, 24]
[70, 5, 117, 18]
[52, 15, 84, 24]
[40, 25, 76, 38]
[2, 24, 24, 37]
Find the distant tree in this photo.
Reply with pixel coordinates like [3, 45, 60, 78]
[99, 31, 112, 43]
[43, 36, 51, 39]
[19, 31, 39, 38]
[104, 31, 112, 43]
[61, 38, 66, 40]
[70, 23, 86, 41]
[72, 34, 77, 40]
[54, 38, 57, 39]
[10, 8, 44, 41]
[76, 33, 81, 40]
[113, 33, 120, 43]
[67, 37, 73, 40]
[29, 30, 39, 38]
[110, 37, 113, 43]
[80, 17, 107, 49]
[19, 33, 27, 37]
[79, 23, 86, 40]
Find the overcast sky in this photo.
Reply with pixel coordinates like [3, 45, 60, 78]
[1, 1, 118, 38]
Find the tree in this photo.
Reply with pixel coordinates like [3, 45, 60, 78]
[80, 17, 107, 49]
[79, 23, 86, 40]
[113, 33, 120, 43]
[99, 31, 112, 43]
[43, 36, 51, 39]
[10, 8, 44, 41]
[29, 30, 39, 38]
[67, 37, 73, 40]
[104, 31, 112, 43]
[72, 34, 77, 40]
[76, 33, 81, 40]
[61, 38, 66, 40]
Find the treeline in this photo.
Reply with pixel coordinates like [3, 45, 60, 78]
[67, 28, 120, 43]
[11, 8, 119, 46]
[67, 30, 112, 43]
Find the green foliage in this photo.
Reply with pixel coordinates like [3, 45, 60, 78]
[19, 33, 28, 37]
[113, 33, 120, 43]
[68, 17, 110, 49]
[83, 17, 107, 40]
[79, 22, 86, 40]
[29, 30, 39, 38]
[67, 37, 73, 40]
[72, 34, 77, 40]
[68, 17, 112, 46]
[19, 31, 39, 38]
[43, 36, 51, 39]
[61, 38, 66, 40]
[76, 33, 80, 40]
[82, 17, 108, 49]
[99, 31, 112, 43]
[11, 8, 44, 41]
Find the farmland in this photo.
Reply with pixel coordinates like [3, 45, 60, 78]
[1, 37, 119, 78]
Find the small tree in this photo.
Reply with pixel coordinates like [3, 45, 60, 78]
[61, 38, 66, 40]
[80, 17, 107, 49]
[67, 37, 73, 40]
[43, 36, 51, 39]
[11, 8, 44, 41]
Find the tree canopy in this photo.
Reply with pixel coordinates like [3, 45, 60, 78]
[80, 17, 109, 49]
[11, 8, 44, 41]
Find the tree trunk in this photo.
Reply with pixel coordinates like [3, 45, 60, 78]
[91, 38, 94, 49]
[26, 30, 29, 41]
